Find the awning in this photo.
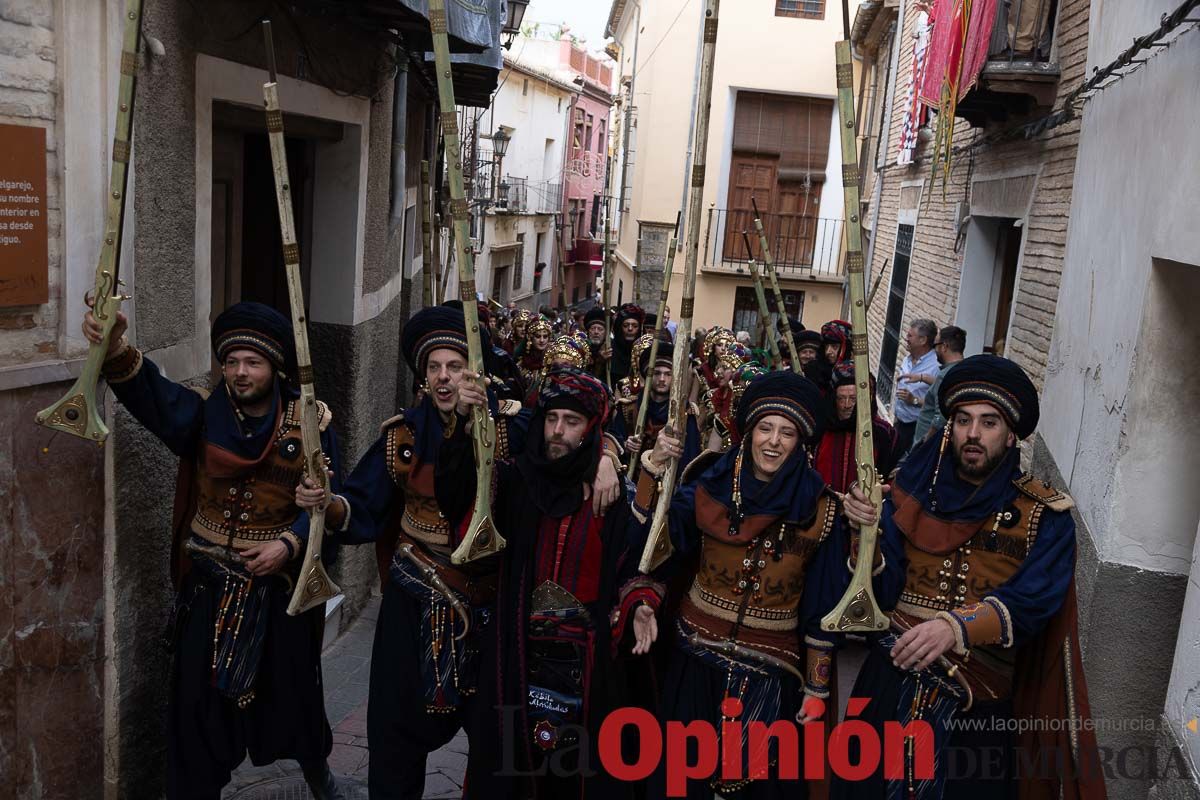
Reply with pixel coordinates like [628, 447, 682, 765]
[293, 0, 504, 106]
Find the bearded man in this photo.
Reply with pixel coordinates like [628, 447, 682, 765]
[440, 366, 660, 799]
[836, 355, 1105, 800]
[84, 302, 344, 800]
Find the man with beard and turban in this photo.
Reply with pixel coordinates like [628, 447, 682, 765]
[635, 371, 904, 799]
[609, 340, 674, 480]
[609, 302, 646, 388]
[584, 305, 613, 377]
[83, 302, 345, 800]
[837, 355, 1105, 800]
[293, 307, 623, 799]
[814, 361, 900, 492]
[441, 366, 661, 799]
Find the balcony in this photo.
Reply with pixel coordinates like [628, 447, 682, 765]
[568, 238, 605, 268]
[701, 208, 845, 281]
[956, 0, 1061, 127]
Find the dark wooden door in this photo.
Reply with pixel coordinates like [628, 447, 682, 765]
[723, 154, 777, 261]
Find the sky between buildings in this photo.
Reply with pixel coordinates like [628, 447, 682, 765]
[523, 0, 615, 49]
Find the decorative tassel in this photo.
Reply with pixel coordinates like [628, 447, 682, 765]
[928, 423, 952, 511]
[728, 448, 745, 537]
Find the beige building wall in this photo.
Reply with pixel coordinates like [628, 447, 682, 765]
[607, 1, 856, 331]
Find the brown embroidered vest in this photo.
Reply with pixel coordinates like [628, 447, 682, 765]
[382, 402, 520, 555]
[893, 474, 1073, 703]
[191, 399, 331, 550]
[680, 491, 838, 669]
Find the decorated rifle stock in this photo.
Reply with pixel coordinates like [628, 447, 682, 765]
[627, 211, 681, 480]
[639, 0, 721, 574]
[259, 22, 342, 616]
[751, 197, 801, 373]
[428, 0, 505, 565]
[820, 38, 886, 633]
[35, 0, 143, 441]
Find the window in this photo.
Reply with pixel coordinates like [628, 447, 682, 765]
[513, 233, 525, 291]
[522, 78, 529, 97]
[590, 194, 602, 237]
[725, 91, 834, 267]
[572, 285, 580, 304]
[597, 119, 606, 153]
[732, 287, 804, 344]
[775, 0, 825, 19]
[558, 97, 563, 112]
[573, 108, 585, 149]
[618, 278, 624, 306]
[877, 223, 914, 409]
[533, 232, 546, 292]
[585, 114, 594, 151]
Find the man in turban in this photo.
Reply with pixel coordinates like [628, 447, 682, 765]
[441, 366, 659, 799]
[608, 341, 675, 480]
[609, 302, 647, 388]
[84, 302, 344, 799]
[837, 355, 1105, 800]
[294, 307, 623, 799]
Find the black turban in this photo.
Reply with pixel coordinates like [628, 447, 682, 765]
[584, 306, 607, 328]
[778, 316, 805, 335]
[643, 312, 658, 330]
[615, 303, 645, 327]
[211, 301, 295, 377]
[639, 341, 674, 375]
[795, 329, 823, 352]
[736, 370, 823, 441]
[403, 305, 491, 375]
[937, 354, 1039, 439]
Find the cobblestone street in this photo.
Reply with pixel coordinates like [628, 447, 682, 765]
[223, 598, 467, 799]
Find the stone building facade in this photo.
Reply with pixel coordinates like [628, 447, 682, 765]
[0, 0, 502, 796]
[856, 0, 1200, 797]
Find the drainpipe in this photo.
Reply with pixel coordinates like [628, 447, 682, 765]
[676, 0, 707, 248]
[389, 47, 409, 233]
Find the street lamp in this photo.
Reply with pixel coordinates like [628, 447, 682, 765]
[501, 0, 529, 49]
[490, 127, 512, 210]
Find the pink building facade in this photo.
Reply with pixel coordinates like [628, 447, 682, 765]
[557, 42, 614, 308]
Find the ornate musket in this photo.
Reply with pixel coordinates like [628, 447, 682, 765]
[35, 0, 143, 441]
[602, 193, 613, 387]
[259, 22, 342, 616]
[740, 231, 782, 370]
[820, 24, 887, 633]
[750, 197, 801, 373]
[428, 0, 505, 565]
[639, 0, 722, 574]
[626, 211, 681, 480]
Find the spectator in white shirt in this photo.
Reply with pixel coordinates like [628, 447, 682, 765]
[893, 318, 939, 454]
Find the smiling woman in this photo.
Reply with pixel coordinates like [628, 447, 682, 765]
[747, 414, 800, 480]
[633, 370, 907, 797]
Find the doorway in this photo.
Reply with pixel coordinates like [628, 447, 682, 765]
[210, 102, 342, 326]
[956, 217, 1022, 357]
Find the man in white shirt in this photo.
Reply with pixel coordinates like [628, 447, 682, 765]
[893, 318, 939, 454]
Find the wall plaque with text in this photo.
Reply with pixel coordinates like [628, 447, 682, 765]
[0, 123, 49, 306]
